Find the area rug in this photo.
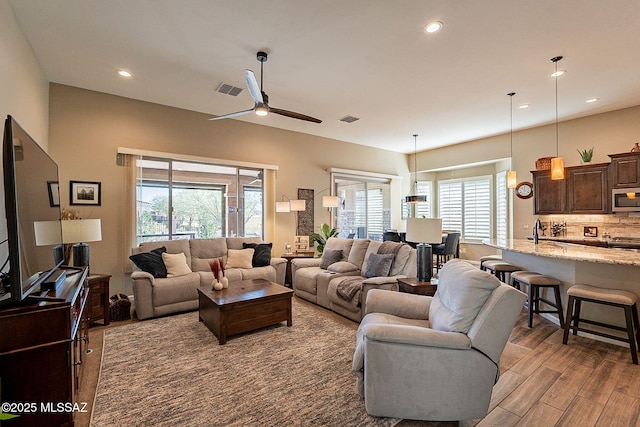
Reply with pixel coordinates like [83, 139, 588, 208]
[90, 299, 399, 426]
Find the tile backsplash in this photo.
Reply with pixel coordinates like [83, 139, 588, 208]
[539, 213, 640, 238]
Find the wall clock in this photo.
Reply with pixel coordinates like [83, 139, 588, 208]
[515, 181, 534, 199]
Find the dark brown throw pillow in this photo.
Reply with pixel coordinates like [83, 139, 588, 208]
[129, 246, 168, 278]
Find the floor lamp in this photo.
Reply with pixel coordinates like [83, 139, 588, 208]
[406, 217, 442, 282]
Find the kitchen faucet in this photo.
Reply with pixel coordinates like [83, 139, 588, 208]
[533, 218, 543, 244]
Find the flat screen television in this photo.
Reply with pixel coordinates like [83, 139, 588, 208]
[0, 115, 63, 306]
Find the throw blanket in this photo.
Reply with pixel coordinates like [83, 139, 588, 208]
[336, 277, 365, 308]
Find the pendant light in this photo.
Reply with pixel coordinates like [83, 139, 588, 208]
[405, 134, 427, 203]
[550, 56, 565, 180]
[507, 92, 517, 188]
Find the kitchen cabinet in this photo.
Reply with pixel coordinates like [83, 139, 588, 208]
[609, 152, 640, 188]
[532, 169, 567, 214]
[532, 163, 610, 214]
[566, 163, 610, 214]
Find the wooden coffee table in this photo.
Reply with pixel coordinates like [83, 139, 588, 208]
[198, 279, 294, 344]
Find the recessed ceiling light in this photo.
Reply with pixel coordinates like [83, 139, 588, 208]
[519, 104, 530, 109]
[118, 70, 132, 78]
[586, 98, 600, 103]
[424, 21, 443, 33]
[550, 70, 566, 78]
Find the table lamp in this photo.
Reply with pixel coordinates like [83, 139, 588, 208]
[62, 219, 102, 269]
[406, 217, 442, 282]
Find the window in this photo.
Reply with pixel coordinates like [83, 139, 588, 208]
[495, 171, 507, 242]
[415, 181, 432, 218]
[335, 176, 391, 241]
[135, 157, 263, 244]
[438, 176, 492, 242]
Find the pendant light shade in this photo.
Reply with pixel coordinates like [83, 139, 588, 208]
[550, 56, 565, 180]
[551, 157, 565, 180]
[507, 92, 517, 188]
[405, 134, 427, 204]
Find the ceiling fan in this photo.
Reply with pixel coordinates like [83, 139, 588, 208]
[209, 51, 322, 124]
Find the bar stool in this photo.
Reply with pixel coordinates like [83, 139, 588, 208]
[479, 255, 502, 270]
[511, 271, 564, 328]
[563, 284, 640, 365]
[481, 260, 520, 283]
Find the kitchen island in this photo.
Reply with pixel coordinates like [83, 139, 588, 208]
[483, 238, 640, 342]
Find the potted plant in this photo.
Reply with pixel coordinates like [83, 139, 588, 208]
[577, 147, 594, 163]
[310, 223, 338, 255]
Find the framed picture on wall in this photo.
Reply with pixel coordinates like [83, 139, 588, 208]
[47, 181, 60, 207]
[70, 181, 101, 206]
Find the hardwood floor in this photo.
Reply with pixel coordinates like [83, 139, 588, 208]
[76, 300, 640, 427]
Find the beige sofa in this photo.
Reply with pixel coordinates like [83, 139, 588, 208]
[131, 237, 287, 320]
[291, 237, 416, 322]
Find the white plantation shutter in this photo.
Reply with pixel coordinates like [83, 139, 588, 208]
[496, 171, 507, 241]
[438, 181, 462, 232]
[416, 181, 432, 218]
[463, 178, 491, 241]
[367, 189, 384, 240]
[438, 176, 492, 242]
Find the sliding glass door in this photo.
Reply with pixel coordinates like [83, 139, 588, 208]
[334, 176, 390, 241]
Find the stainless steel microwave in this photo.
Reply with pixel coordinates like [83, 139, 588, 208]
[612, 188, 640, 212]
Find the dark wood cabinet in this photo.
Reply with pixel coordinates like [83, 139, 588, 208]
[533, 163, 611, 214]
[532, 169, 567, 214]
[87, 274, 111, 325]
[567, 163, 610, 214]
[609, 152, 640, 188]
[0, 267, 88, 427]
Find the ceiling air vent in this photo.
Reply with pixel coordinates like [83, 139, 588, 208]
[339, 115, 360, 123]
[217, 83, 243, 96]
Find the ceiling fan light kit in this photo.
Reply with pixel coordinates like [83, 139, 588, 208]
[209, 51, 322, 124]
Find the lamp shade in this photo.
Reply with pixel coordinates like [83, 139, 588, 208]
[405, 217, 442, 244]
[275, 201, 291, 212]
[61, 219, 102, 243]
[507, 170, 517, 188]
[405, 194, 428, 204]
[550, 157, 565, 180]
[322, 195, 339, 208]
[34, 220, 63, 246]
[289, 199, 306, 211]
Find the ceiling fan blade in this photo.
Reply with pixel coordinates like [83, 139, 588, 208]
[269, 107, 322, 124]
[208, 108, 255, 121]
[245, 70, 263, 104]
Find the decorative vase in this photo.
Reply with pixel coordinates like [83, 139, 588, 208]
[220, 276, 229, 289]
[212, 279, 223, 291]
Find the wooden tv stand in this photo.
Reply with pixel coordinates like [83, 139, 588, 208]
[0, 266, 89, 427]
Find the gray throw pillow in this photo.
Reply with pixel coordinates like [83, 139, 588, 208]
[363, 253, 394, 278]
[320, 249, 343, 269]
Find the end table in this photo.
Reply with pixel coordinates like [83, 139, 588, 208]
[87, 274, 111, 325]
[397, 277, 438, 296]
[282, 253, 315, 286]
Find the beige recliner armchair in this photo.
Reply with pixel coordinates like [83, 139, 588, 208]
[352, 259, 526, 421]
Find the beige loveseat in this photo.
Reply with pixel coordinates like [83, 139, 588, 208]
[291, 237, 416, 322]
[131, 237, 286, 320]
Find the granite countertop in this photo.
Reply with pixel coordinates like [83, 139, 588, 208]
[483, 238, 640, 267]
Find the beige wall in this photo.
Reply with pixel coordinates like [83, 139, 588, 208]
[413, 104, 640, 242]
[0, 0, 49, 146]
[48, 84, 410, 294]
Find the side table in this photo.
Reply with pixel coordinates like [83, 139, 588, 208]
[282, 253, 315, 287]
[397, 277, 438, 296]
[87, 273, 112, 325]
